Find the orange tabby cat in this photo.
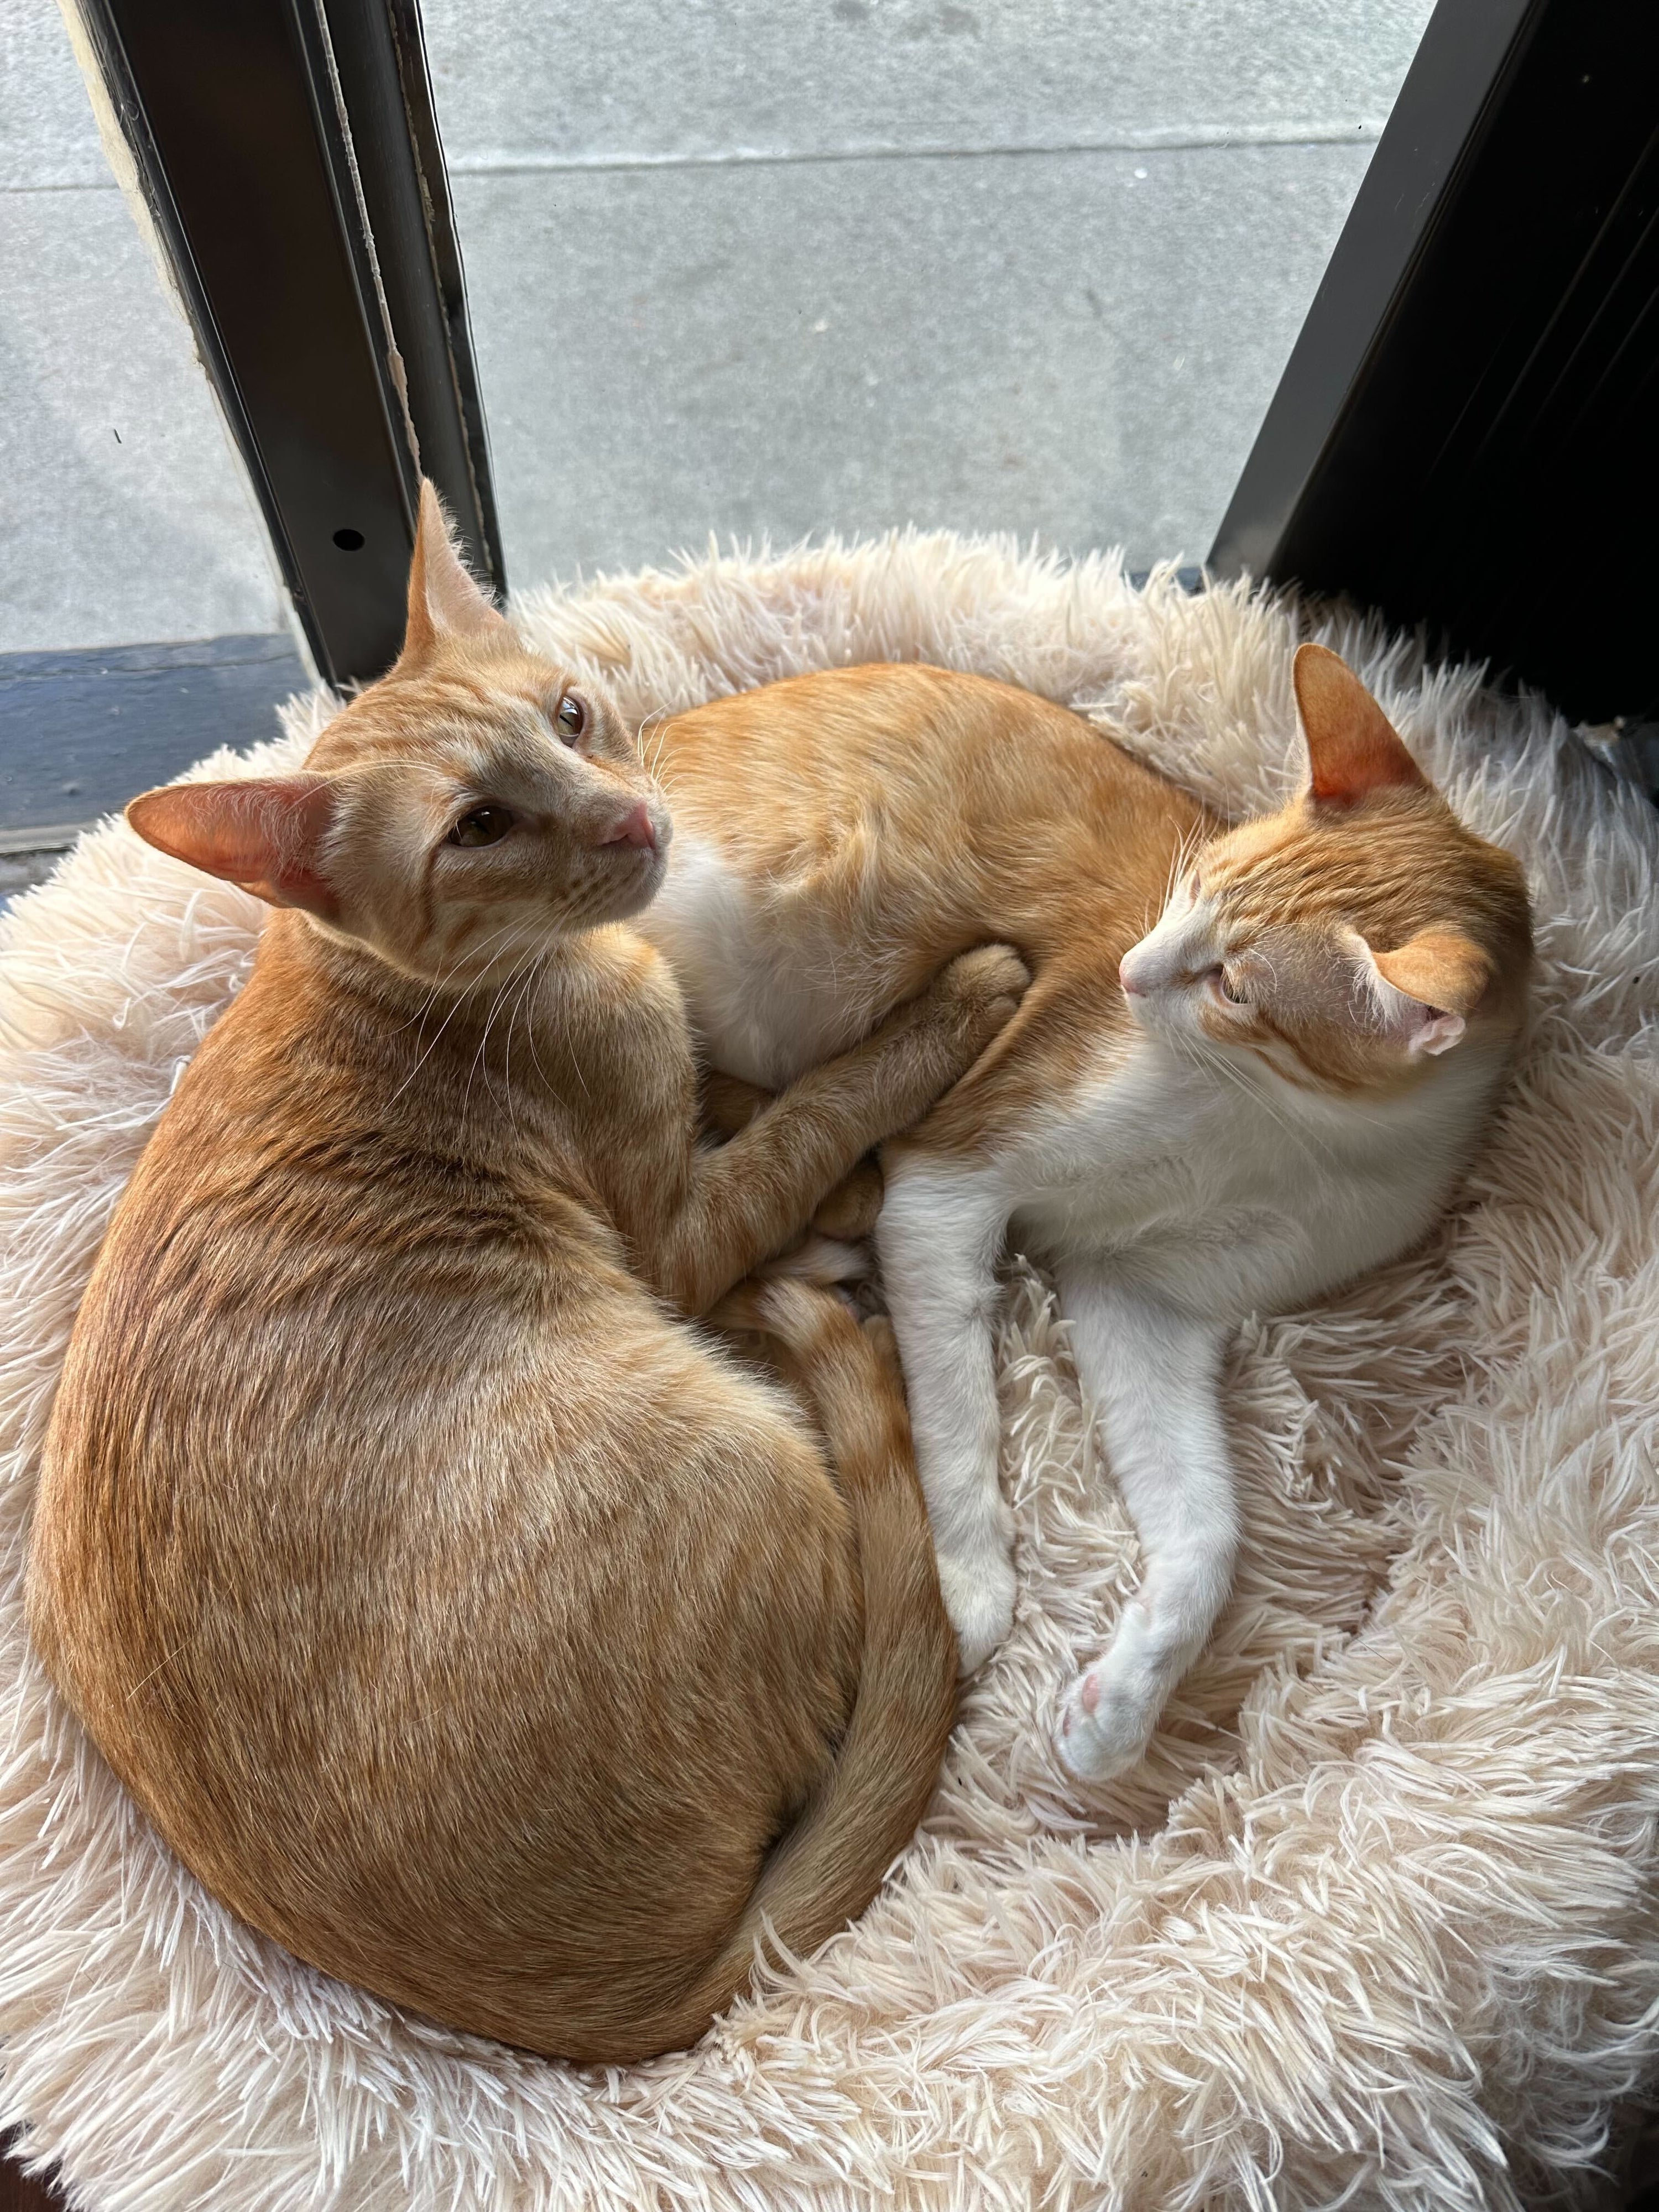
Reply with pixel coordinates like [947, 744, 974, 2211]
[26, 487, 1031, 2064]
[640, 648, 1533, 1780]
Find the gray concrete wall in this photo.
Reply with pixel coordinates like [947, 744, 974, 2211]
[1, 4, 287, 652]
[1, 0, 1432, 650]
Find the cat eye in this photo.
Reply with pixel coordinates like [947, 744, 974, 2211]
[1209, 966, 1248, 1006]
[555, 692, 587, 743]
[448, 805, 514, 848]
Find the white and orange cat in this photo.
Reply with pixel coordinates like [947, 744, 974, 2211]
[27, 489, 1033, 2063]
[641, 648, 1532, 1781]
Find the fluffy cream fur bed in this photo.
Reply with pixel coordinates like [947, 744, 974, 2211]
[2, 540, 1657, 2212]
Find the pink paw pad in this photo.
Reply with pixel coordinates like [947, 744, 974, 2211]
[1080, 1672, 1100, 1714]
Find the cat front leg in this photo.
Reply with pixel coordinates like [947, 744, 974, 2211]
[699, 1071, 885, 1240]
[648, 946, 1027, 1315]
[878, 1151, 1014, 1672]
[1053, 1269, 1236, 1781]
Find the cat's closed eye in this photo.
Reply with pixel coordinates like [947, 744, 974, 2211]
[555, 693, 587, 744]
[448, 805, 514, 848]
[1208, 966, 1248, 1006]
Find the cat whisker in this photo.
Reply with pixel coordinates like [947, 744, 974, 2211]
[523, 1000, 567, 1102]
[1194, 1037, 1349, 1167]
[389, 915, 526, 1040]
[501, 954, 551, 1134]
[638, 708, 674, 782]
[461, 953, 536, 1134]
[384, 920, 531, 1110]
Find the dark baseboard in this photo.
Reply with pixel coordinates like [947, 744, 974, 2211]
[0, 634, 312, 849]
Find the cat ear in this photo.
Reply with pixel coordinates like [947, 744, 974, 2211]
[127, 776, 340, 919]
[1294, 643, 1427, 806]
[401, 479, 508, 660]
[1364, 928, 1492, 1057]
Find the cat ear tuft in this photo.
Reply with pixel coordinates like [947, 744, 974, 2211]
[400, 479, 508, 661]
[127, 775, 340, 920]
[1368, 928, 1491, 1057]
[1295, 643, 1426, 806]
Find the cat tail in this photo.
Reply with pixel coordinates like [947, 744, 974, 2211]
[659, 1277, 958, 2043]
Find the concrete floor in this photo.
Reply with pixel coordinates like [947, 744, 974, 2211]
[2, 0, 1433, 651]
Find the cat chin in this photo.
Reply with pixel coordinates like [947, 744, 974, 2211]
[1125, 1001, 1202, 1052]
[599, 848, 670, 926]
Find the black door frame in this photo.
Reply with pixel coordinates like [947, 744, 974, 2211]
[1212, 0, 1659, 729]
[70, 0, 503, 691]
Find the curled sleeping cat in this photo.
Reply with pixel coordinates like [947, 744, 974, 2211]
[27, 487, 1033, 2064]
[640, 646, 1532, 1781]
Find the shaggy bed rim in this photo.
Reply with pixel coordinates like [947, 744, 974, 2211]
[0, 535, 1656, 2212]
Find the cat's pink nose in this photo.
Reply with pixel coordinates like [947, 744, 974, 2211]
[603, 802, 658, 854]
[1119, 953, 1146, 997]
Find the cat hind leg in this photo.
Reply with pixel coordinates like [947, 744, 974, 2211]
[878, 1151, 1014, 1673]
[1054, 1269, 1237, 1782]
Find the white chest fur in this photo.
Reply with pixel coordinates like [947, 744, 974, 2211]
[1004, 1033, 1501, 1319]
[640, 833, 870, 1088]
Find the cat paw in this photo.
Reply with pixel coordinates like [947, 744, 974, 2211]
[812, 1159, 884, 1241]
[936, 1542, 1017, 1675]
[934, 944, 1031, 1055]
[1055, 1660, 1157, 1783]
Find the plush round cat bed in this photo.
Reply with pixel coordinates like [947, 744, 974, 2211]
[2, 544, 1657, 2212]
